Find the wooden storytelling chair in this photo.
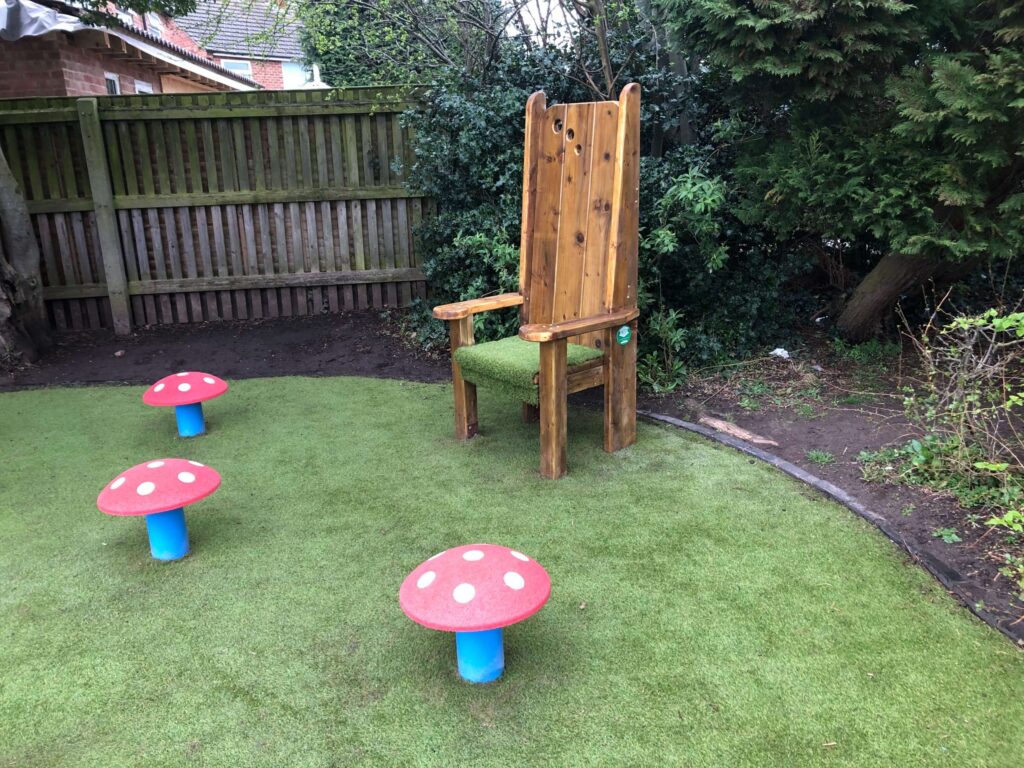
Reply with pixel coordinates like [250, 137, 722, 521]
[432, 84, 640, 479]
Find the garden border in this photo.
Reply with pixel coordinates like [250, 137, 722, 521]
[638, 410, 1024, 647]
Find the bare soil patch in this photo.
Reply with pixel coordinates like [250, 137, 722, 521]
[0, 312, 448, 391]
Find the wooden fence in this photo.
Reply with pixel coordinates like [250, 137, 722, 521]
[0, 87, 429, 333]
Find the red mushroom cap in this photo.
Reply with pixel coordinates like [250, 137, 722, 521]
[143, 372, 228, 407]
[399, 544, 551, 633]
[97, 459, 221, 516]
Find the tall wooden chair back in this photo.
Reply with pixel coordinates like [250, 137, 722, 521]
[519, 88, 639, 349]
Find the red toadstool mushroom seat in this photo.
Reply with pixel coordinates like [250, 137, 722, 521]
[400, 544, 551, 633]
[399, 544, 551, 682]
[97, 459, 221, 562]
[143, 372, 228, 407]
[143, 372, 228, 438]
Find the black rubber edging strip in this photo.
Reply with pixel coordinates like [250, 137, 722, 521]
[638, 409, 1024, 647]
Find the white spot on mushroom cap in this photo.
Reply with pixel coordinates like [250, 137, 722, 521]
[136, 481, 156, 496]
[462, 549, 484, 561]
[178, 383, 191, 393]
[452, 583, 475, 604]
[147, 461, 165, 468]
[510, 550, 529, 562]
[110, 476, 126, 490]
[203, 376, 215, 385]
[188, 460, 204, 467]
[504, 571, 525, 590]
[177, 471, 196, 484]
[154, 383, 165, 392]
[176, 372, 189, 377]
[416, 571, 436, 589]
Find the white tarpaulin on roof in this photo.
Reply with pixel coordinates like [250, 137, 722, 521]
[1, 0, 86, 41]
[1, 0, 254, 90]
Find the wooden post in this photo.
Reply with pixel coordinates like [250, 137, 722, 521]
[76, 98, 131, 334]
[603, 321, 637, 452]
[450, 316, 478, 440]
[521, 403, 540, 423]
[539, 338, 567, 479]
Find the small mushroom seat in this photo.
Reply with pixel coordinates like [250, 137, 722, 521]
[97, 459, 220, 561]
[143, 371, 228, 437]
[400, 544, 551, 683]
[432, 85, 641, 479]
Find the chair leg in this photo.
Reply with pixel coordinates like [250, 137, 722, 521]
[604, 321, 637, 452]
[538, 339, 567, 479]
[450, 317, 478, 440]
[521, 403, 540, 423]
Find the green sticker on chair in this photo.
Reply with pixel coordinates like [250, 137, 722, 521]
[616, 325, 632, 345]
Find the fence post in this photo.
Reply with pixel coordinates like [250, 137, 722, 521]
[76, 97, 131, 334]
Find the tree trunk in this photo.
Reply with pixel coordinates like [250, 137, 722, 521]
[0, 145, 51, 363]
[836, 251, 974, 342]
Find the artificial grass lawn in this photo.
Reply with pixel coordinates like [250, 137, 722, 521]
[1, 377, 1022, 768]
[455, 335, 604, 405]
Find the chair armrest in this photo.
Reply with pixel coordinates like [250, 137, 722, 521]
[518, 308, 639, 342]
[432, 293, 524, 320]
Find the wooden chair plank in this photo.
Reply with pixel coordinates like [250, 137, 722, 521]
[575, 101, 619, 348]
[607, 84, 641, 311]
[451, 316, 478, 439]
[526, 103, 567, 325]
[551, 103, 595, 324]
[539, 339, 568, 479]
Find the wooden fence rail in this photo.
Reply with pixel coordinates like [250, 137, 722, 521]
[0, 87, 429, 332]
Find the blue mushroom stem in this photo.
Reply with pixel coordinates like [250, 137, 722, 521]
[174, 402, 205, 437]
[144, 507, 190, 561]
[455, 628, 504, 683]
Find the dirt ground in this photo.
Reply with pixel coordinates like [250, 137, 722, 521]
[0, 312, 449, 391]
[3, 313, 1020, 642]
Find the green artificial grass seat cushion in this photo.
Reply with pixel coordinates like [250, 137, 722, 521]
[454, 335, 604, 405]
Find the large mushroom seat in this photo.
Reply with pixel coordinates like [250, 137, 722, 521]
[143, 372, 228, 437]
[400, 544, 551, 683]
[97, 459, 221, 561]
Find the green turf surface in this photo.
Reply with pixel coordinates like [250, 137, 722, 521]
[455, 335, 603, 404]
[1, 377, 1022, 767]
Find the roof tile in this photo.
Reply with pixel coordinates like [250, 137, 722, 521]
[176, 0, 303, 60]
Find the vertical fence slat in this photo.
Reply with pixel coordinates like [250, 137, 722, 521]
[36, 216, 68, 330]
[342, 116, 367, 309]
[76, 98, 131, 334]
[360, 115, 383, 308]
[391, 115, 412, 306]
[70, 214, 101, 328]
[232, 117, 261, 318]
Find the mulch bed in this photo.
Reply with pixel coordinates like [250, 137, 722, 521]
[3, 312, 1021, 644]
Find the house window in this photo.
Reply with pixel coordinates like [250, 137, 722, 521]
[220, 59, 253, 78]
[104, 73, 121, 95]
[135, 80, 154, 94]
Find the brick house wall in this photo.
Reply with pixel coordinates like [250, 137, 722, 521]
[234, 58, 284, 90]
[0, 33, 164, 98]
[0, 36, 65, 99]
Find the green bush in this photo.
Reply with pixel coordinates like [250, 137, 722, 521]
[401, 38, 809, 376]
